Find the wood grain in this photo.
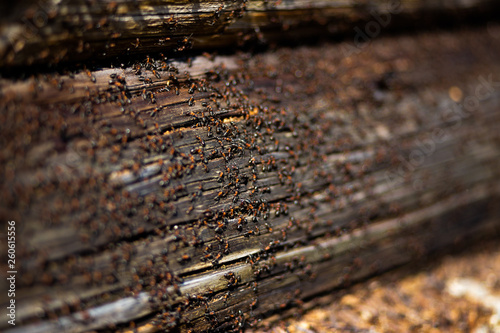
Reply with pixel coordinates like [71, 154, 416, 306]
[1, 23, 500, 332]
[1, 0, 499, 67]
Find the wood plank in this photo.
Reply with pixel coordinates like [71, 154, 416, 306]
[1, 0, 499, 67]
[1, 24, 500, 332]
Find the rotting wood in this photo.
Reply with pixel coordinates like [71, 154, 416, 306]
[1, 0, 500, 68]
[1, 21, 500, 333]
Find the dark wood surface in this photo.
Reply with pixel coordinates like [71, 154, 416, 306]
[1, 7, 500, 333]
[1, 0, 499, 67]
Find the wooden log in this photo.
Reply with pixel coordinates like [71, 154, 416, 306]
[1, 0, 500, 68]
[1, 23, 500, 333]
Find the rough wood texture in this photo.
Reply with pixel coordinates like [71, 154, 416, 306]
[1, 0, 499, 67]
[1, 18, 500, 333]
[248, 240, 500, 332]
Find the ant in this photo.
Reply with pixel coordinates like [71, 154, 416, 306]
[150, 107, 159, 117]
[196, 135, 205, 147]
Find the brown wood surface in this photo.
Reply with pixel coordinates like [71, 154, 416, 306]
[1, 0, 499, 67]
[1, 10, 500, 333]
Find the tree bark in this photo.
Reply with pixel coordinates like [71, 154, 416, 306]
[1, 9, 500, 333]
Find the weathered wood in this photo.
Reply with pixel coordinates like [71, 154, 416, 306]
[1, 23, 500, 333]
[1, 0, 499, 68]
